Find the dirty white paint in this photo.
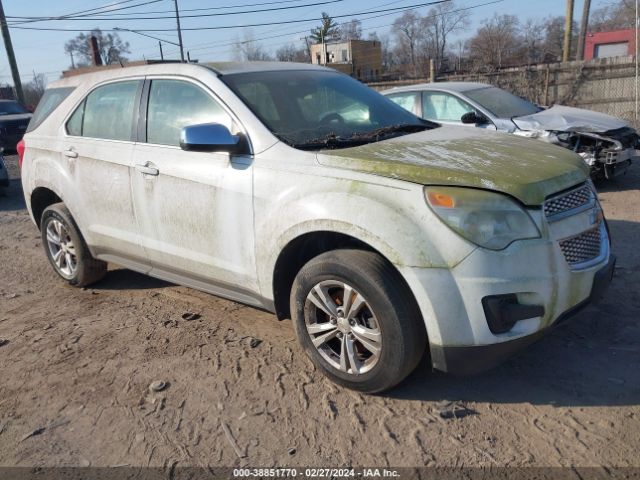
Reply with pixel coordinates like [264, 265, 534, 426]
[21, 62, 611, 356]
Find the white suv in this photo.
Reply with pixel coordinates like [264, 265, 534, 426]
[20, 62, 615, 392]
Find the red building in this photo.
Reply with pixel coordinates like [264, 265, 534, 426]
[584, 29, 637, 60]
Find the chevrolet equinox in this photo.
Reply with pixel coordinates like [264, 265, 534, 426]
[20, 62, 615, 392]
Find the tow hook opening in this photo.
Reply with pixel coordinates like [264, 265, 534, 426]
[482, 294, 545, 334]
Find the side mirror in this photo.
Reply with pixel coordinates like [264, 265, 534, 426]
[461, 111, 488, 125]
[180, 123, 247, 154]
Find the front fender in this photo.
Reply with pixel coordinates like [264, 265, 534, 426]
[253, 169, 475, 301]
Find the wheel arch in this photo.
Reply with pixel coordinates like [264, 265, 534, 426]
[271, 230, 422, 326]
[30, 186, 63, 229]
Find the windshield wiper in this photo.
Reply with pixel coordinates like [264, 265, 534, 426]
[351, 123, 430, 140]
[291, 133, 369, 150]
[291, 123, 430, 150]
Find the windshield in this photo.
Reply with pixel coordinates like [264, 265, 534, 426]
[221, 70, 436, 149]
[465, 87, 541, 118]
[0, 101, 29, 115]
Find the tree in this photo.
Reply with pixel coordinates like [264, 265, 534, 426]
[392, 11, 423, 76]
[541, 16, 578, 62]
[23, 73, 47, 108]
[468, 14, 521, 71]
[276, 43, 309, 62]
[234, 30, 273, 61]
[591, 0, 635, 31]
[339, 19, 362, 41]
[422, 1, 470, 72]
[520, 18, 546, 64]
[310, 12, 340, 43]
[64, 28, 130, 67]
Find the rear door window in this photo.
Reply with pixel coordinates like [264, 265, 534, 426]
[66, 81, 140, 141]
[26, 87, 75, 133]
[146, 79, 234, 147]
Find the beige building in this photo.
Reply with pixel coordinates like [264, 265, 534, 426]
[310, 40, 382, 82]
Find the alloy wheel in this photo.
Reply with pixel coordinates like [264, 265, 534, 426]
[304, 280, 382, 375]
[45, 219, 78, 278]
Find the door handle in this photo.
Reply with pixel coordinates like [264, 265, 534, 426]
[63, 149, 78, 159]
[135, 163, 159, 176]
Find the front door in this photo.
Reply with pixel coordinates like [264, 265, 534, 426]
[130, 78, 258, 295]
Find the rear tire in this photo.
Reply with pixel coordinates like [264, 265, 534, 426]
[290, 249, 427, 393]
[41, 203, 107, 287]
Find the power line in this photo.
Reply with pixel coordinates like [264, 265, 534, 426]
[8, 1, 450, 32]
[8, 0, 333, 20]
[184, 0, 502, 58]
[6, 0, 347, 23]
[7, 0, 167, 26]
[146, 0, 407, 56]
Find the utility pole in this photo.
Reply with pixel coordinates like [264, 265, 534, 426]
[576, 0, 591, 61]
[159, 41, 164, 60]
[174, 0, 185, 62]
[0, 0, 24, 104]
[563, 0, 575, 62]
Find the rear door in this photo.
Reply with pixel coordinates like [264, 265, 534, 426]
[130, 77, 258, 294]
[63, 79, 148, 268]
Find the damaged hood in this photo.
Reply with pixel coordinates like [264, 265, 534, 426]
[317, 126, 589, 206]
[513, 105, 628, 133]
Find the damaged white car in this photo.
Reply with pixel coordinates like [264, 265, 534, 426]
[384, 82, 640, 180]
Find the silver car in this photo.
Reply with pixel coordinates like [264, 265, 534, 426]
[383, 82, 640, 180]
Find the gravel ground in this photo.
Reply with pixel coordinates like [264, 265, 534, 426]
[0, 154, 639, 470]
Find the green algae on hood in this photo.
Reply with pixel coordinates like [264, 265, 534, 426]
[316, 127, 589, 206]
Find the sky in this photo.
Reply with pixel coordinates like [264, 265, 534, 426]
[0, 0, 616, 87]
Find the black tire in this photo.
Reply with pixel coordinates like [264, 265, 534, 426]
[290, 249, 427, 393]
[40, 203, 107, 287]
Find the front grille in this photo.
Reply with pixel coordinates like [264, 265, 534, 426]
[559, 225, 603, 266]
[544, 184, 594, 219]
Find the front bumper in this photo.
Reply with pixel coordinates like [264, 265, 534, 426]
[430, 255, 615, 375]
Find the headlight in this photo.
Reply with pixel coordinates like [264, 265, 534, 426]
[425, 186, 540, 250]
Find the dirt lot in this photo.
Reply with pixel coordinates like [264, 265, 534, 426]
[1, 154, 639, 471]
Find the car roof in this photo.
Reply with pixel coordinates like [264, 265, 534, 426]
[47, 61, 334, 89]
[383, 81, 492, 94]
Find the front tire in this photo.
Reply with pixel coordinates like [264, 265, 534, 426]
[41, 203, 107, 287]
[290, 249, 427, 393]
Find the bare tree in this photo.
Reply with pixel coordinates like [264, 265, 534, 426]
[275, 43, 309, 62]
[591, 0, 635, 31]
[339, 19, 362, 41]
[468, 14, 521, 71]
[23, 73, 47, 108]
[520, 18, 546, 64]
[310, 12, 340, 44]
[234, 30, 273, 61]
[64, 28, 130, 67]
[541, 16, 578, 62]
[392, 11, 424, 76]
[422, 1, 470, 72]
